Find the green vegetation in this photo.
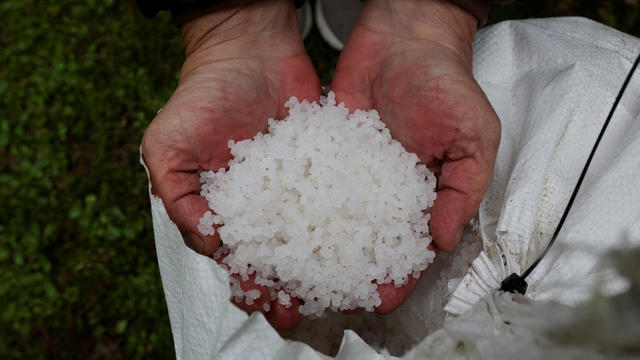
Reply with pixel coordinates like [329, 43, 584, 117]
[0, 1, 181, 358]
[1, 0, 637, 358]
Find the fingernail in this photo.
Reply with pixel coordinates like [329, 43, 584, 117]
[184, 232, 203, 252]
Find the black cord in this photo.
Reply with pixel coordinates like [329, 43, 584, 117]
[500, 52, 640, 295]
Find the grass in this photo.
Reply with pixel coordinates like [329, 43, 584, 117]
[0, 0, 638, 358]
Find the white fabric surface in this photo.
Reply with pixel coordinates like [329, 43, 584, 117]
[446, 17, 640, 314]
[143, 17, 640, 359]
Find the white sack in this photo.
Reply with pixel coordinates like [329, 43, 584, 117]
[143, 17, 640, 359]
[446, 17, 640, 315]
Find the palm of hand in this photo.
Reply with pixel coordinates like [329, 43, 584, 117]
[332, 24, 500, 313]
[143, 34, 320, 330]
[143, 43, 320, 249]
[144, 0, 500, 330]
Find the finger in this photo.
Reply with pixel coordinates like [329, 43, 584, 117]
[230, 273, 271, 314]
[341, 307, 363, 315]
[373, 242, 438, 315]
[429, 156, 489, 252]
[172, 194, 221, 256]
[142, 125, 220, 256]
[374, 272, 423, 315]
[223, 260, 301, 331]
[266, 296, 302, 331]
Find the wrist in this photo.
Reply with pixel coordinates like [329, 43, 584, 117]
[181, 0, 299, 58]
[361, 0, 477, 63]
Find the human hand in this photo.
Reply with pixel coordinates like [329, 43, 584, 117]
[331, 0, 501, 314]
[142, 0, 321, 331]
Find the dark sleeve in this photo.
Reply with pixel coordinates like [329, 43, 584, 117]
[136, 0, 304, 25]
[447, 0, 513, 26]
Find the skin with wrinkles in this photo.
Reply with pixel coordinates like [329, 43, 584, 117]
[142, 0, 500, 330]
[331, 0, 500, 312]
[142, 0, 319, 331]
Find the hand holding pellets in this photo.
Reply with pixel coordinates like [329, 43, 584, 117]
[141, 0, 500, 331]
[198, 93, 437, 318]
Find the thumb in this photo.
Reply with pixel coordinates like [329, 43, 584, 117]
[166, 192, 220, 256]
[429, 156, 489, 252]
[142, 129, 220, 256]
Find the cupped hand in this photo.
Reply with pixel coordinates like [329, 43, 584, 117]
[331, 0, 501, 314]
[142, 0, 320, 331]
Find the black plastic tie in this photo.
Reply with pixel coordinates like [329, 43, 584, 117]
[499, 273, 528, 295]
[496, 52, 640, 297]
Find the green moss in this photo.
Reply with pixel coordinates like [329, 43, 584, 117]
[0, 1, 180, 358]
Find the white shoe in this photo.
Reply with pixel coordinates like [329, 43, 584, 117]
[315, 0, 363, 50]
[297, 1, 313, 40]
